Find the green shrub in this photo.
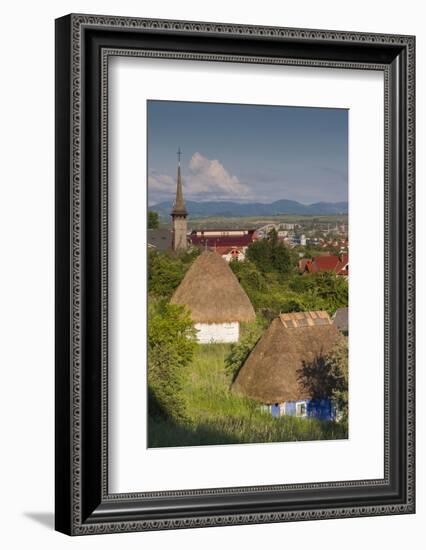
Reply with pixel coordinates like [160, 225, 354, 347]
[298, 334, 348, 427]
[288, 271, 348, 315]
[224, 319, 265, 380]
[148, 248, 200, 299]
[148, 211, 159, 229]
[148, 299, 197, 422]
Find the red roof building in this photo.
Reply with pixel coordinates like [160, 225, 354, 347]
[302, 253, 349, 277]
[188, 229, 256, 262]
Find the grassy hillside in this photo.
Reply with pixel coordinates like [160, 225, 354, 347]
[148, 344, 347, 448]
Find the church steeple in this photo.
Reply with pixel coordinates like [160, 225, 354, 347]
[171, 147, 188, 253]
[172, 147, 187, 216]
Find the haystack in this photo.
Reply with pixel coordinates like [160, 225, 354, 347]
[232, 311, 340, 403]
[170, 250, 255, 343]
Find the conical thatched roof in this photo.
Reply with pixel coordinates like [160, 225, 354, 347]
[170, 250, 256, 323]
[232, 312, 340, 404]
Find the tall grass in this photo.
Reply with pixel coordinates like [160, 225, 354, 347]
[148, 344, 347, 448]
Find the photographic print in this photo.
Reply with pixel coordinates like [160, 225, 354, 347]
[147, 100, 349, 448]
[55, 16, 415, 533]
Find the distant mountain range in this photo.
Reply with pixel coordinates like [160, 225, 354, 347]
[150, 199, 348, 218]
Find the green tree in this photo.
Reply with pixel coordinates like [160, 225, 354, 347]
[225, 319, 265, 381]
[148, 249, 201, 299]
[148, 300, 197, 422]
[230, 260, 340, 319]
[246, 228, 294, 277]
[229, 260, 267, 292]
[288, 271, 348, 315]
[297, 334, 348, 426]
[148, 210, 160, 229]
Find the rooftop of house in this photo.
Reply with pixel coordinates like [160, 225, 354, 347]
[147, 228, 172, 251]
[279, 311, 332, 328]
[232, 311, 341, 404]
[190, 229, 255, 235]
[304, 253, 349, 275]
[170, 250, 256, 324]
[189, 233, 255, 248]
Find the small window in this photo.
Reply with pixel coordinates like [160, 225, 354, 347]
[296, 402, 307, 417]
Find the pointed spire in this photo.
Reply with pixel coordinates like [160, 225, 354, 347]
[171, 146, 187, 216]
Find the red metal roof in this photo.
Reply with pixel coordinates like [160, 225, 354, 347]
[304, 254, 349, 276]
[311, 255, 340, 272]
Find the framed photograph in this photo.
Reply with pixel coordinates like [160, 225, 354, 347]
[55, 14, 415, 535]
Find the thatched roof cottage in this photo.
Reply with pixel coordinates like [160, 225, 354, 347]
[170, 250, 256, 343]
[232, 311, 341, 421]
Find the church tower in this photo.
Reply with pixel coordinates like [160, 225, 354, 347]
[171, 148, 188, 253]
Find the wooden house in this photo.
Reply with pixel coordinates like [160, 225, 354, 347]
[232, 311, 341, 421]
[170, 250, 256, 343]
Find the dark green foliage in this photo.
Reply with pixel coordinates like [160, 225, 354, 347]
[246, 228, 295, 277]
[180, 246, 201, 266]
[148, 300, 197, 422]
[148, 210, 160, 229]
[148, 251, 185, 298]
[229, 260, 267, 292]
[288, 271, 348, 315]
[230, 230, 348, 318]
[148, 248, 200, 299]
[224, 319, 265, 380]
[298, 335, 349, 427]
[230, 259, 347, 319]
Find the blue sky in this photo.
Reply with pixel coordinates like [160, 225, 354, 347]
[147, 100, 348, 206]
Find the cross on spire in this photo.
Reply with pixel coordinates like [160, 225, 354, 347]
[171, 146, 187, 217]
[171, 147, 188, 253]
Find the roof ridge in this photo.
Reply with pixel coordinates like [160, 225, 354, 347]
[279, 311, 331, 328]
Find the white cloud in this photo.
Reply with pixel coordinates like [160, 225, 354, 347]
[147, 172, 175, 205]
[186, 152, 251, 199]
[148, 153, 253, 204]
[148, 172, 174, 193]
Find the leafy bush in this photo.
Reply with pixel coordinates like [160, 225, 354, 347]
[298, 334, 348, 426]
[288, 271, 348, 315]
[148, 210, 160, 229]
[148, 248, 200, 299]
[224, 319, 265, 380]
[148, 299, 197, 422]
[230, 260, 347, 318]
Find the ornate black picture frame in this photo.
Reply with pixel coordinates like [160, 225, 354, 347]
[55, 13, 415, 535]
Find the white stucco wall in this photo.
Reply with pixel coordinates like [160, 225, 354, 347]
[194, 322, 239, 343]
